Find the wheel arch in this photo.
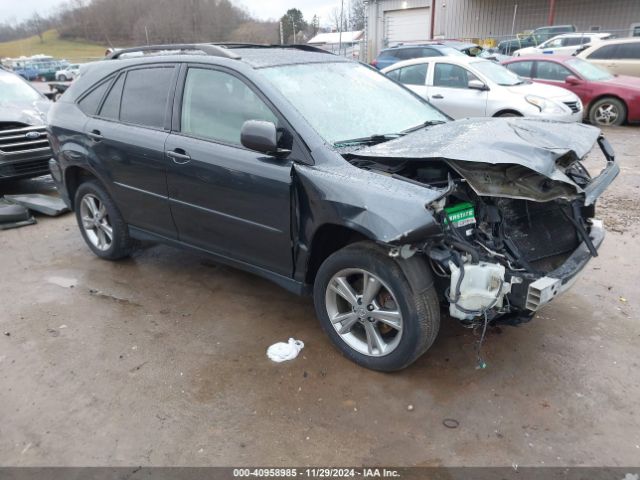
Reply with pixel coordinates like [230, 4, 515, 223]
[64, 165, 102, 210]
[492, 109, 523, 117]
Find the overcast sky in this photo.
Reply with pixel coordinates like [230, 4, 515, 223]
[0, 0, 342, 25]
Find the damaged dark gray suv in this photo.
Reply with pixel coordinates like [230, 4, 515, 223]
[47, 44, 618, 371]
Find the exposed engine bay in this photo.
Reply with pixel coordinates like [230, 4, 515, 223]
[341, 118, 618, 327]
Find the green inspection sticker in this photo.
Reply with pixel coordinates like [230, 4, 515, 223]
[444, 202, 476, 228]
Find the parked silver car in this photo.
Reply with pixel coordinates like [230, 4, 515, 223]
[383, 55, 582, 121]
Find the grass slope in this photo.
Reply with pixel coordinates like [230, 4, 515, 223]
[0, 29, 106, 62]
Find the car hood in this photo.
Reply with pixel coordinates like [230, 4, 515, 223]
[504, 81, 576, 100]
[0, 100, 50, 126]
[351, 117, 604, 201]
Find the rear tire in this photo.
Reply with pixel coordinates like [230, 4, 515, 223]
[589, 97, 626, 126]
[74, 180, 133, 260]
[496, 111, 522, 118]
[313, 241, 440, 371]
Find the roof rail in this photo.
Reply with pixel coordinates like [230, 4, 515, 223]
[213, 42, 335, 55]
[107, 43, 241, 60]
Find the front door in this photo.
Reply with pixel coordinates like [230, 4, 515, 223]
[165, 66, 293, 276]
[427, 62, 488, 118]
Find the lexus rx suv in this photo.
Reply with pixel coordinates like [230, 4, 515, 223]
[48, 44, 617, 371]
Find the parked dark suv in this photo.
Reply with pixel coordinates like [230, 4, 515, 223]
[48, 43, 617, 371]
[370, 43, 466, 69]
[0, 69, 52, 181]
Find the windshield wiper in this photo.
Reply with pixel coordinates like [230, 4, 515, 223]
[402, 119, 446, 134]
[333, 133, 404, 147]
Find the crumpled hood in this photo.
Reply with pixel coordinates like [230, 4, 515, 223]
[0, 101, 49, 126]
[353, 117, 600, 179]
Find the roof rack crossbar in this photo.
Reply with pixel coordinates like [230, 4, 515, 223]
[211, 42, 335, 55]
[107, 43, 241, 60]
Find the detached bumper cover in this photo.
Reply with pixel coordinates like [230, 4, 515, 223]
[524, 219, 605, 311]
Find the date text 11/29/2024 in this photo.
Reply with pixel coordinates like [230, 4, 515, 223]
[233, 468, 401, 478]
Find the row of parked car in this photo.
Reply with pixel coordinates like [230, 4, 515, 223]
[371, 36, 640, 126]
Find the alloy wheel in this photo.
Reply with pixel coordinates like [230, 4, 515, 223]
[325, 268, 403, 357]
[594, 103, 619, 125]
[79, 194, 113, 251]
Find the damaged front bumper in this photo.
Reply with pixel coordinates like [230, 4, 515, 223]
[517, 219, 604, 311]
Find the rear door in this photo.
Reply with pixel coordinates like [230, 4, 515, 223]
[83, 64, 178, 238]
[165, 65, 294, 276]
[427, 62, 488, 118]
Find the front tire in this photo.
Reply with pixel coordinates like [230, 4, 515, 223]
[74, 180, 133, 260]
[313, 242, 440, 371]
[589, 97, 626, 126]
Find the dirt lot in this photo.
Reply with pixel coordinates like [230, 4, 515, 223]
[0, 127, 639, 467]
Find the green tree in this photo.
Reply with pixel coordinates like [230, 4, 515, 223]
[279, 8, 307, 43]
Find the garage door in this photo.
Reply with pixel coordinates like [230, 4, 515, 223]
[384, 7, 431, 46]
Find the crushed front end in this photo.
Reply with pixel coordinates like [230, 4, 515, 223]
[346, 118, 619, 326]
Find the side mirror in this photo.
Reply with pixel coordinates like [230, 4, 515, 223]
[565, 75, 581, 85]
[468, 79, 489, 91]
[240, 120, 277, 154]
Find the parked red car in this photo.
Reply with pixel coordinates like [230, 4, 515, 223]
[502, 55, 640, 126]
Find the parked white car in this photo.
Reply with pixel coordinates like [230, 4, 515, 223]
[513, 32, 613, 57]
[54, 63, 81, 81]
[382, 55, 583, 121]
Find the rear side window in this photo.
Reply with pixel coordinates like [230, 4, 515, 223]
[506, 61, 533, 77]
[588, 44, 619, 59]
[396, 64, 428, 85]
[120, 67, 175, 128]
[616, 42, 640, 59]
[535, 61, 572, 81]
[98, 74, 125, 120]
[78, 80, 111, 116]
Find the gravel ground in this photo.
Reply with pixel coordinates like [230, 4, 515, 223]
[0, 126, 638, 467]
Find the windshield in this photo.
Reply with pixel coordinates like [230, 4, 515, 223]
[261, 62, 447, 145]
[471, 60, 523, 86]
[0, 73, 42, 104]
[566, 58, 613, 81]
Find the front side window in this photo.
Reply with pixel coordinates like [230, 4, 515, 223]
[506, 61, 533, 78]
[120, 67, 175, 128]
[535, 61, 572, 81]
[181, 68, 277, 145]
[396, 63, 428, 85]
[433, 63, 477, 88]
[261, 62, 446, 146]
[545, 38, 565, 48]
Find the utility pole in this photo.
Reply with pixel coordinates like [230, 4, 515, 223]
[144, 25, 150, 45]
[338, 0, 345, 56]
[291, 17, 296, 43]
[279, 21, 284, 44]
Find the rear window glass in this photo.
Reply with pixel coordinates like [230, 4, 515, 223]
[396, 63, 428, 85]
[78, 80, 111, 116]
[120, 67, 174, 128]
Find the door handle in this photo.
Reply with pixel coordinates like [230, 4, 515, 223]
[431, 94, 444, 99]
[167, 149, 191, 164]
[87, 130, 103, 141]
